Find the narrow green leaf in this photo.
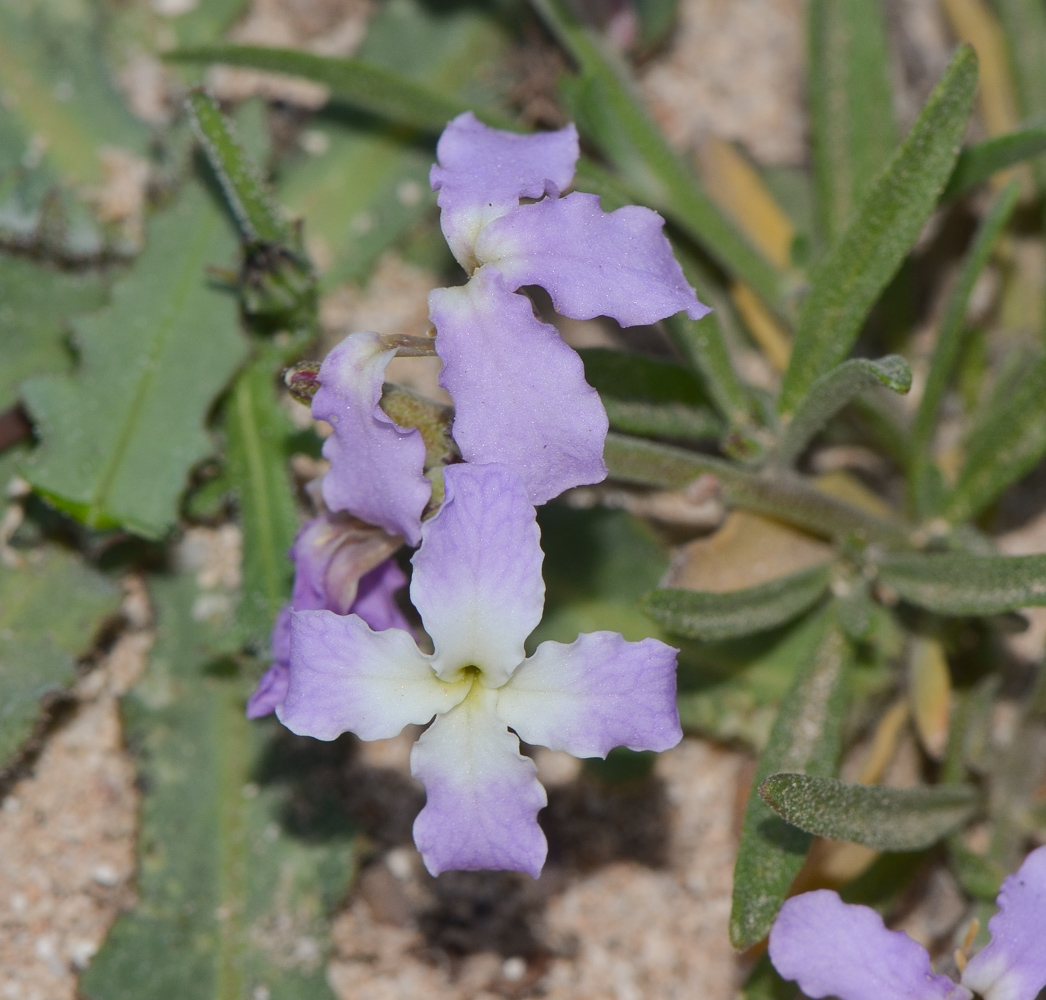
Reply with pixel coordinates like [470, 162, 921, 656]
[169, 45, 477, 134]
[186, 90, 291, 245]
[759, 774, 978, 850]
[534, 0, 786, 315]
[578, 348, 720, 441]
[877, 552, 1046, 615]
[808, 0, 897, 242]
[226, 348, 301, 650]
[943, 352, 1046, 524]
[21, 183, 249, 539]
[81, 574, 354, 1000]
[943, 129, 1046, 200]
[949, 840, 1005, 901]
[780, 46, 978, 414]
[0, 254, 108, 410]
[0, 547, 120, 768]
[995, 0, 1046, 189]
[730, 610, 850, 948]
[775, 355, 912, 466]
[604, 433, 909, 547]
[643, 565, 832, 641]
[910, 181, 1020, 514]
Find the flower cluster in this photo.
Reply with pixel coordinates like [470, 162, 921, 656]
[250, 113, 710, 876]
[769, 845, 1046, 1000]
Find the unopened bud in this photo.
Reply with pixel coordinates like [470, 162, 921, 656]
[286, 362, 321, 404]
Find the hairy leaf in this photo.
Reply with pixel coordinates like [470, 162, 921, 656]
[878, 552, 1046, 615]
[910, 181, 1019, 515]
[578, 347, 720, 441]
[775, 355, 911, 466]
[81, 574, 354, 1000]
[730, 611, 850, 948]
[808, 0, 897, 241]
[995, 0, 1046, 189]
[186, 90, 291, 245]
[535, 0, 786, 316]
[0, 255, 108, 410]
[760, 774, 978, 850]
[943, 128, 1046, 199]
[226, 348, 301, 651]
[604, 433, 908, 547]
[644, 565, 832, 641]
[780, 46, 978, 413]
[0, 546, 120, 768]
[943, 352, 1046, 524]
[21, 183, 249, 538]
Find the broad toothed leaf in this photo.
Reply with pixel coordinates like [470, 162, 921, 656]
[21, 183, 249, 539]
[80, 574, 355, 1000]
[0, 547, 121, 770]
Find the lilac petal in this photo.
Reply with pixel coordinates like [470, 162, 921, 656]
[476, 192, 710, 326]
[410, 463, 544, 686]
[247, 659, 289, 720]
[290, 513, 402, 615]
[769, 891, 972, 1000]
[962, 846, 1046, 1000]
[313, 332, 430, 545]
[497, 632, 682, 757]
[278, 609, 468, 741]
[430, 112, 579, 270]
[411, 685, 547, 877]
[352, 558, 411, 632]
[429, 267, 608, 505]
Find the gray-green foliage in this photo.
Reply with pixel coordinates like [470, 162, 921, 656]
[21, 183, 248, 538]
[0, 546, 121, 768]
[779, 46, 978, 413]
[80, 574, 355, 1000]
[730, 610, 850, 948]
[760, 774, 979, 850]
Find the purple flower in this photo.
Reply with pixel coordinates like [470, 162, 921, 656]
[246, 512, 409, 719]
[428, 113, 711, 507]
[768, 845, 1046, 1000]
[277, 462, 682, 876]
[313, 331, 431, 546]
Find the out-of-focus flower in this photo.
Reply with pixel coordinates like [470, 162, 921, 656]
[278, 462, 682, 875]
[768, 845, 1046, 1000]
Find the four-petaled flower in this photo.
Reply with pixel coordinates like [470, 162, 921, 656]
[247, 507, 409, 719]
[278, 462, 682, 876]
[769, 845, 1046, 1000]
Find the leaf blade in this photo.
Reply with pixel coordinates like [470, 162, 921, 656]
[759, 773, 978, 850]
[943, 128, 1046, 199]
[643, 564, 833, 641]
[780, 45, 978, 413]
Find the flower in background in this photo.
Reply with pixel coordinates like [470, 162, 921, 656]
[278, 462, 682, 876]
[768, 845, 1046, 1000]
[247, 511, 408, 719]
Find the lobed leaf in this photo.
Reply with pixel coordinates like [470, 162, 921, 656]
[226, 347, 301, 651]
[943, 351, 1046, 524]
[759, 773, 979, 850]
[779, 46, 978, 414]
[0, 254, 108, 410]
[730, 610, 850, 948]
[21, 183, 249, 539]
[81, 574, 354, 1000]
[877, 552, 1046, 615]
[910, 180, 1019, 515]
[643, 564, 832, 641]
[578, 348, 720, 441]
[942, 128, 1046, 200]
[774, 355, 911, 466]
[0, 547, 121, 769]
[535, 0, 787, 316]
[807, 0, 897, 242]
[186, 90, 291, 245]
